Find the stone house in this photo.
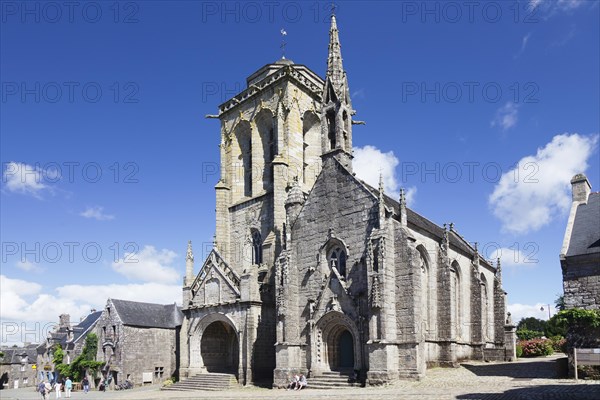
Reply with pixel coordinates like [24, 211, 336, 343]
[96, 298, 182, 387]
[36, 311, 102, 382]
[561, 173, 600, 310]
[180, 14, 515, 388]
[0, 344, 37, 389]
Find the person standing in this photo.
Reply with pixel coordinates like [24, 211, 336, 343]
[44, 381, 52, 400]
[82, 376, 89, 394]
[54, 380, 62, 399]
[64, 377, 72, 398]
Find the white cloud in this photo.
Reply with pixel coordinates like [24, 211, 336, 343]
[489, 133, 598, 234]
[520, 33, 531, 52]
[556, 0, 585, 10]
[508, 302, 555, 323]
[529, 0, 587, 16]
[353, 145, 417, 206]
[0, 274, 181, 345]
[112, 245, 180, 284]
[491, 102, 519, 131]
[16, 260, 43, 273]
[486, 247, 536, 268]
[2, 161, 49, 199]
[80, 206, 115, 221]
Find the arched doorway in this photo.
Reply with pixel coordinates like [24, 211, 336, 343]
[327, 326, 355, 371]
[200, 321, 239, 374]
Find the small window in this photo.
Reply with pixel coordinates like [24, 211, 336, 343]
[329, 247, 347, 277]
[252, 230, 263, 265]
[154, 367, 164, 378]
[23, 377, 28, 384]
[112, 325, 116, 336]
[20, 365, 25, 372]
[102, 326, 106, 337]
[107, 307, 110, 316]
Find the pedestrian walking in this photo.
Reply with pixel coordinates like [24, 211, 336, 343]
[64, 377, 72, 398]
[54, 380, 62, 399]
[82, 376, 89, 394]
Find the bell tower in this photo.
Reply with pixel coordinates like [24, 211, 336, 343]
[213, 58, 325, 273]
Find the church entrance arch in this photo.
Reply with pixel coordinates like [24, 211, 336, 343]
[190, 313, 240, 378]
[327, 327, 355, 370]
[314, 311, 360, 374]
[201, 321, 238, 373]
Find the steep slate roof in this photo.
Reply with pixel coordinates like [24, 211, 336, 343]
[111, 299, 183, 329]
[567, 192, 600, 257]
[0, 345, 37, 364]
[362, 182, 493, 268]
[72, 311, 102, 343]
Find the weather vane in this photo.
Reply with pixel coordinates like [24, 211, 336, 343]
[331, 2, 337, 16]
[280, 28, 287, 59]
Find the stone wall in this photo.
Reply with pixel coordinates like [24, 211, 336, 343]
[562, 255, 600, 310]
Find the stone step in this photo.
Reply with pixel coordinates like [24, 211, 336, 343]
[303, 372, 358, 390]
[162, 373, 237, 392]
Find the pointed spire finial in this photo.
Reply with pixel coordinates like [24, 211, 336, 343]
[495, 257, 503, 283]
[186, 240, 194, 261]
[378, 172, 386, 226]
[399, 187, 407, 226]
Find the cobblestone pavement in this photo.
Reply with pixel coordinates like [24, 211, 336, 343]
[2, 355, 599, 400]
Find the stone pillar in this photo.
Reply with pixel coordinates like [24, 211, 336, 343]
[504, 320, 517, 361]
[215, 180, 230, 259]
[179, 316, 191, 379]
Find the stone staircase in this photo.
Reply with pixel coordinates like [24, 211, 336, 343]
[307, 370, 359, 389]
[162, 373, 237, 391]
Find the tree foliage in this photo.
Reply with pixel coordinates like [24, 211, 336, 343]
[70, 333, 103, 381]
[517, 317, 547, 332]
[52, 334, 104, 382]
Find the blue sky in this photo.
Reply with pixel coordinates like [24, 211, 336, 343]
[1, 0, 599, 344]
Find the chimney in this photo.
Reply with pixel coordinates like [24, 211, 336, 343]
[571, 173, 591, 203]
[59, 314, 71, 329]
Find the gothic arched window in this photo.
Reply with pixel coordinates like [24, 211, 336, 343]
[252, 230, 262, 265]
[373, 244, 380, 272]
[418, 247, 430, 337]
[481, 273, 491, 341]
[451, 262, 462, 338]
[327, 110, 336, 150]
[329, 246, 347, 277]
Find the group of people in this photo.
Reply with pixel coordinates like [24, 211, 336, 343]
[287, 374, 308, 391]
[37, 377, 78, 399]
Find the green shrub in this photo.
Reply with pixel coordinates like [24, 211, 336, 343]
[516, 343, 523, 358]
[162, 379, 174, 387]
[548, 336, 567, 353]
[519, 339, 554, 357]
[517, 329, 544, 340]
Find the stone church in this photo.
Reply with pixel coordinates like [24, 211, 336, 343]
[179, 14, 515, 387]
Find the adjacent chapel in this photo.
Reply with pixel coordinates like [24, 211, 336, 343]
[179, 14, 516, 388]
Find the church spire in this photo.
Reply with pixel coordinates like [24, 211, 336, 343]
[321, 11, 354, 171]
[327, 13, 345, 91]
